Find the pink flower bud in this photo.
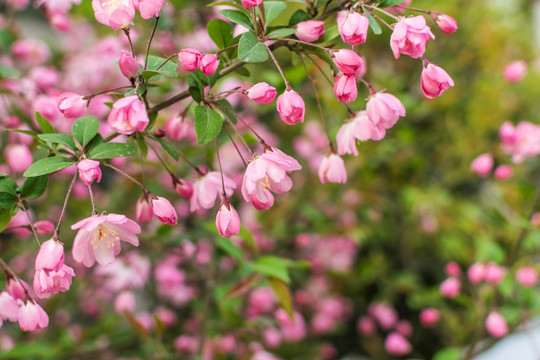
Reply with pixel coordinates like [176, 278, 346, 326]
[175, 180, 193, 199]
[178, 48, 201, 72]
[366, 92, 406, 130]
[499, 121, 517, 144]
[503, 60, 527, 83]
[6, 144, 33, 173]
[119, 50, 140, 79]
[92, 0, 136, 30]
[434, 13, 458, 34]
[485, 311, 508, 338]
[384, 332, 411, 356]
[516, 267, 538, 287]
[356, 316, 376, 336]
[247, 82, 277, 104]
[484, 262, 506, 285]
[419, 308, 440, 328]
[332, 49, 366, 75]
[494, 165, 513, 180]
[77, 159, 102, 186]
[35, 239, 64, 271]
[263, 327, 282, 348]
[276, 90, 305, 125]
[445, 262, 461, 277]
[216, 203, 241, 238]
[107, 95, 149, 134]
[439, 277, 461, 298]
[6, 278, 30, 300]
[56, 92, 87, 119]
[468, 262, 486, 284]
[390, 16, 435, 59]
[470, 153, 493, 177]
[395, 320, 413, 337]
[136, 195, 154, 222]
[421, 63, 454, 99]
[334, 73, 357, 104]
[318, 153, 347, 184]
[114, 291, 135, 313]
[296, 20, 325, 42]
[198, 54, 219, 76]
[151, 196, 178, 225]
[240, 0, 262, 9]
[34, 221, 54, 236]
[18, 301, 49, 332]
[165, 115, 191, 140]
[532, 213, 540, 227]
[337, 11, 369, 46]
[133, 0, 163, 20]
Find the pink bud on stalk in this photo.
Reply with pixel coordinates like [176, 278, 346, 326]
[77, 159, 102, 186]
[421, 62, 454, 99]
[216, 202, 241, 238]
[276, 90, 305, 125]
[178, 48, 201, 72]
[119, 50, 140, 79]
[246, 82, 277, 105]
[470, 154, 493, 177]
[151, 196, 178, 225]
[433, 13, 458, 34]
[485, 311, 508, 338]
[332, 49, 366, 75]
[295, 20, 325, 42]
[334, 73, 358, 104]
[57, 92, 87, 119]
[198, 53, 218, 76]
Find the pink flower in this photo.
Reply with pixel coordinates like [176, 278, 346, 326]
[468, 262, 486, 284]
[0, 292, 19, 324]
[337, 11, 369, 45]
[6, 278, 29, 301]
[386, 0, 411, 14]
[336, 111, 382, 156]
[334, 73, 357, 104]
[503, 60, 527, 83]
[114, 291, 135, 313]
[190, 172, 236, 212]
[175, 179, 193, 199]
[216, 203, 241, 237]
[484, 262, 506, 285]
[240, 0, 262, 9]
[71, 213, 141, 267]
[390, 16, 435, 59]
[198, 53, 218, 76]
[178, 48, 201, 72]
[151, 196, 178, 225]
[434, 13, 458, 34]
[107, 95, 149, 134]
[57, 92, 87, 119]
[318, 153, 347, 184]
[419, 308, 440, 328]
[241, 148, 302, 211]
[356, 316, 376, 336]
[92, 0, 135, 30]
[6, 144, 32, 173]
[369, 303, 398, 330]
[384, 332, 411, 356]
[296, 20, 325, 42]
[263, 327, 282, 348]
[470, 153, 493, 177]
[516, 267, 538, 287]
[34, 221, 54, 236]
[439, 277, 460, 298]
[35, 239, 64, 271]
[332, 49, 366, 75]
[396, 320, 413, 337]
[247, 82, 277, 104]
[275, 309, 307, 342]
[18, 301, 49, 331]
[421, 63, 454, 99]
[165, 115, 192, 140]
[33, 264, 75, 298]
[366, 92, 406, 130]
[445, 262, 461, 277]
[485, 311, 508, 338]
[494, 165, 513, 180]
[500, 121, 540, 163]
[276, 90, 305, 125]
[77, 159, 102, 186]
[119, 50, 139, 79]
[135, 195, 153, 222]
[133, 0, 163, 19]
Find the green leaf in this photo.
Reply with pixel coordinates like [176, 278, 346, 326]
[315, 0, 330, 8]
[379, 0, 407, 7]
[152, 136, 179, 161]
[0, 64, 20, 78]
[21, 175, 48, 200]
[208, 1, 249, 13]
[264, 1, 287, 26]
[216, 100, 238, 124]
[35, 112, 55, 134]
[207, 19, 233, 49]
[267, 28, 297, 39]
[23, 157, 75, 177]
[433, 347, 462, 360]
[216, 237, 243, 262]
[0, 208, 12, 233]
[250, 256, 291, 283]
[0, 177, 18, 195]
[84, 133, 104, 154]
[362, 6, 382, 35]
[238, 31, 269, 63]
[0, 193, 17, 209]
[145, 55, 178, 80]
[222, 274, 263, 301]
[72, 116, 100, 147]
[194, 105, 224, 144]
[268, 277, 294, 319]
[289, 9, 311, 26]
[5, 128, 39, 138]
[88, 142, 137, 160]
[37, 134, 77, 151]
[219, 9, 254, 30]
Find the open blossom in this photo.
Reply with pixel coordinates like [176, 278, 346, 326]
[216, 202, 241, 238]
[421, 63, 454, 99]
[57, 92, 87, 119]
[332, 49, 366, 75]
[499, 121, 540, 163]
[366, 92, 406, 130]
[92, 0, 135, 30]
[77, 159, 102, 186]
[107, 95, 149, 134]
[151, 196, 178, 225]
[0, 292, 20, 325]
[178, 48, 200, 72]
[334, 73, 357, 104]
[71, 213, 141, 267]
[133, 0, 163, 19]
[390, 16, 435, 59]
[190, 172, 236, 212]
[318, 153, 347, 184]
[242, 148, 302, 211]
[485, 311, 508, 338]
[18, 301, 49, 332]
[33, 264, 75, 298]
[337, 11, 369, 45]
[295, 20, 325, 42]
[247, 82, 277, 105]
[276, 90, 305, 125]
[336, 111, 383, 156]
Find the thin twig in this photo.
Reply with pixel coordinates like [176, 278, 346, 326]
[223, 125, 248, 167]
[144, 16, 160, 70]
[265, 44, 290, 90]
[54, 172, 78, 238]
[101, 162, 150, 194]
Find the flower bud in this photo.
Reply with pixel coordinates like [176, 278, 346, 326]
[366, 92, 406, 130]
[247, 82, 277, 105]
[356, 316, 376, 336]
[318, 154, 347, 184]
[198, 54, 219, 76]
[485, 311, 508, 338]
[434, 13, 458, 34]
[178, 48, 201, 72]
[384, 332, 411, 356]
[337, 11, 369, 45]
[503, 60, 527, 83]
[241, 0, 262, 9]
[276, 90, 305, 125]
[516, 267, 538, 287]
[419, 308, 440, 328]
[77, 159, 102, 186]
[151, 196, 178, 225]
[216, 203, 241, 238]
[494, 165, 513, 180]
[119, 50, 140, 79]
[165, 115, 191, 140]
[34, 221, 54, 236]
[136, 195, 154, 222]
[18, 301, 49, 332]
[175, 179, 193, 199]
[484, 262, 506, 285]
[467, 262, 486, 284]
[114, 291, 135, 313]
[439, 277, 460, 298]
[421, 63, 454, 99]
[332, 49, 366, 75]
[295, 20, 325, 42]
[57, 92, 87, 119]
[334, 73, 357, 104]
[445, 262, 461, 277]
[470, 153, 493, 177]
[6, 145, 33, 173]
[35, 239, 64, 271]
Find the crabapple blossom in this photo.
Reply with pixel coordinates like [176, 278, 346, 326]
[333, 73, 357, 104]
[92, 0, 136, 30]
[5, 144, 32, 173]
[337, 11, 369, 45]
[485, 311, 508, 338]
[434, 13, 458, 34]
[133, 0, 163, 19]
[151, 196, 178, 225]
[419, 308, 440, 327]
[421, 62, 454, 98]
[276, 90, 305, 125]
[114, 291, 135, 313]
[516, 267, 538, 287]
[118, 50, 139, 79]
[468, 262, 486, 284]
[107, 95, 149, 134]
[135, 195, 153, 222]
[385, 332, 411, 356]
[34, 221, 54, 236]
[503, 60, 527, 83]
[77, 159, 102, 186]
[35, 239, 64, 271]
[336, 111, 382, 156]
[241, 0, 262, 9]
[56, 92, 87, 119]
[0, 292, 19, 326]
[174, 179, 193, 199]
[216, 203, 241, 238]
[318, 153, 347, 184]
[440, 277, 460, 298]
[390, 16, 435, 59]
[470, 153, 493, 176]
[366, 92, 406, 130]
[332, 49, 366, 75]
[445, 262, 461, 277]
[198, 53, 218, 76]
[295, 20, 325, 42]
[178, 48, 200, 72]
[33, 264, 75, 298]
[247, 82, 277, 104]
[165, 115, 192, 140]
[190, 171, 236, 212]
[484, 262, 506, 285]
[357, 316, 376, 336]
[18, 301, 49, 331]
[369, 303, 398, 330]
[499, 121, 540, 163]
[494, 165, 513, 180]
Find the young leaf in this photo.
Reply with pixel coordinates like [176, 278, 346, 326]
[0, 208, 12, 233]
[37, 134, 77, 151]
[219, 9, 254, 30]
[152, 136, 179, 161]
[88, 142, 137, 160]
[23, 157, 75, 177]
[72, 116, 100, 147]
[207, 19, 233, 49]
[145, 55, 178, 80]
[0, 193, 17, 209]
[238, 31, 269, 63]
[267, 28, 297, 39]
[250, 256, 291, 283]
[34, 112, 55, 134]
[21, 175, 48, 200]
[264, 1, 287, 26]
[0, 177, 18, 195]
[194, 105, 224, 144]
[362, 6, 382, 35]
[268, 277, 294, 319]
